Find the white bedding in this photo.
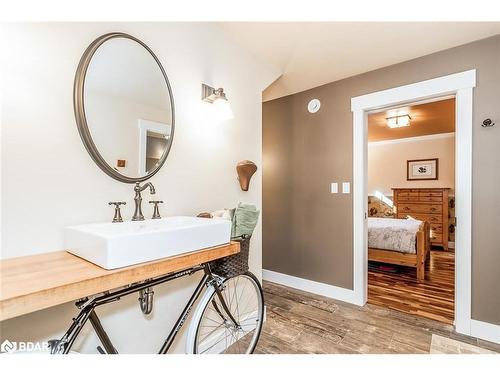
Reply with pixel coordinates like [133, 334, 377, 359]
[368, 217, 423, 254]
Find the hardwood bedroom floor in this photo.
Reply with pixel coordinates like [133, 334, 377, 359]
[255, 281, 499, 354]
[368, 249, 454, 324]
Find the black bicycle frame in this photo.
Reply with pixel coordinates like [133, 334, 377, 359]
[50, 263, 236, 354]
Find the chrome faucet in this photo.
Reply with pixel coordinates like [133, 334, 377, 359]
[132, 182, 156, 221]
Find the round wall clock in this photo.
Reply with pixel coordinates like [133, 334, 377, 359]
[307, 99, 321, 113]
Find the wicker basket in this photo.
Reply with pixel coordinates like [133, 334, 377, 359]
[210, 235, 251, 279]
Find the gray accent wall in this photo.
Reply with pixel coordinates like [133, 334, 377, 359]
[263, 35, 500, 325]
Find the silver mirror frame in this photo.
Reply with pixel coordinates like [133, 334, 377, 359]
[74, 32, 175, 184]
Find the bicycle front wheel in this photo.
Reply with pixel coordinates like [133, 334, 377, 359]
[188, 272, 264, 354]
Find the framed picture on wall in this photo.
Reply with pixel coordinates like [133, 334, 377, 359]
[407, 158, 439, 180]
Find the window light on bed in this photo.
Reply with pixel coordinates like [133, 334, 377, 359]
[375, 190, 394, 208]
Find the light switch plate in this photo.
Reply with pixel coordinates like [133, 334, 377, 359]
[342, 182, 350, 194]
[331, 182, 338, 194]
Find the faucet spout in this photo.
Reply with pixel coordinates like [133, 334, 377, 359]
[136, 182, 155, 194]
[132, 182, 156, 221]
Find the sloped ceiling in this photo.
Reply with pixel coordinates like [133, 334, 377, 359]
[217, 22, 500, 101]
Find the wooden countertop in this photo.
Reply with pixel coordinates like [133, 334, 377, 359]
[0, 242, 239, 321]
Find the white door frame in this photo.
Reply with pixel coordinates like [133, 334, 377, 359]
[138, 118, 171, 176]
[350, 70, 476, 335]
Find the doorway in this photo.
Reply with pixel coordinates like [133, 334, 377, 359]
[366, 97, 456, 324]
[350, 70, 475, 336]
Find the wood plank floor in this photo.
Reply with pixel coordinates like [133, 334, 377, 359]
[256, 281, 500, 354]
[368, 250, 455, 324]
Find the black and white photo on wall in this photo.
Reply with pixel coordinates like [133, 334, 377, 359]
[407, 158, 439, 181]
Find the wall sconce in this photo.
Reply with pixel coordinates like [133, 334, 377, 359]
[202, 83, 234, 121]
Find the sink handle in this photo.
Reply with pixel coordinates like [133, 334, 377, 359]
[149, 200, 163, 219]
[109, 201, 126, 223]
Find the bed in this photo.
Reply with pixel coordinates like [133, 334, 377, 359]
[368, 217, 431, 281]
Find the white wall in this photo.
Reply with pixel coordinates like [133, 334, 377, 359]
[85, 90, 170, 176]
[368, 133, 455, 196]
[0, 23, 279, 353]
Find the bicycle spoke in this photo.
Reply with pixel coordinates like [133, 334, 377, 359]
[201, 330, 233, 354]
[194, 274, 263, 355]
[230, 339, 239, 354]
[235, 330, 243, 353]
[239, 319, 259, 326]
[227, 331, 242, 349]
[237, 305, 258, 321]
[239, 291, 257, 320]
[198, 321, 225, 342]
[199, 322, 224, 328]
[230, 276, 240, 314]
[201, 314, 225, 326]
[236, 280, 250, 320]
[225, 331, 236, 353]
[200, 322, 224, 328]
[208, 304, 226, 320]
[224, 326, 228, 352]
[213, 296, 231, 324]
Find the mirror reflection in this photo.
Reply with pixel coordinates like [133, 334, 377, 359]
[83, 36, 173, 179]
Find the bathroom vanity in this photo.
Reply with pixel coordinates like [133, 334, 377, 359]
[0, 241, 239, 321]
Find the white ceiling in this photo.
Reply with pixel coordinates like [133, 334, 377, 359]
[217, 22, 500, 101]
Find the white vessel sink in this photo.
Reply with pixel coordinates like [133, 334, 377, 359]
[64, 216, 232, 269]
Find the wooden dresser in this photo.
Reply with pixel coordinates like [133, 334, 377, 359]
[392, 188, 450, 250]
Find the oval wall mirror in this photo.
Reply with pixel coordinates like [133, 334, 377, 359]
[74, 32, 175, 183]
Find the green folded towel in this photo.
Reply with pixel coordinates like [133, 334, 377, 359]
[231, 202, 260, 238]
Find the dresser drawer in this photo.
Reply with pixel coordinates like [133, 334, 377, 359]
[430, 233, 443, 243]
[419, 191, 443, 197]
[418, 196, 443, 203]
[396, 191, 419, 198]
[397, 203, 442, 214]
[430, 224, 443, 233]
[397, 213, 442, 223]
[397, 196, 418, 202]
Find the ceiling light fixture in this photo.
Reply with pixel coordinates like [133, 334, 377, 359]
[386, 113, 411, 128]
[202, 83, 234, 121]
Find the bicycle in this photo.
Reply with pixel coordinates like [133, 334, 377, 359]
[48, 241, 264, 354]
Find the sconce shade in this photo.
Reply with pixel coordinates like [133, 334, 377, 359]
[212, 97, 233, 120]
[202, 83, 234, 121]
[236, 160, 257, 191]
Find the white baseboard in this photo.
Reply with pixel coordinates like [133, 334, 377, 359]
[262, 269, 362, 306]
[471, 319, 500, 344]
